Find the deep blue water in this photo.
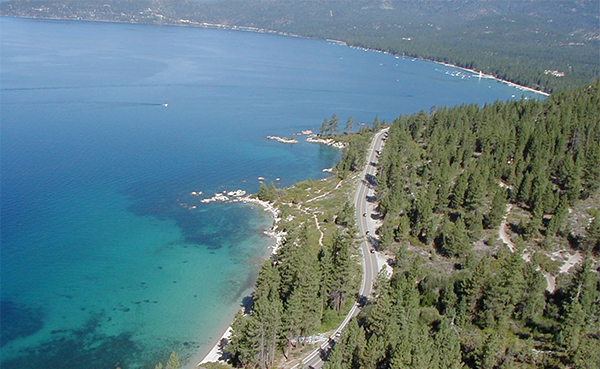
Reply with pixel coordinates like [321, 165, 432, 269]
[0, 17, 540, 368]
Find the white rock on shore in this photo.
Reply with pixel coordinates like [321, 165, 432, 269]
[306, 135, 347, 149]
[200, 193, 230, 203]
[292, 129, 313, 136]
[198, 191, 284, 253]
[267, 135, 298, 144]
[227, 189, 247, 197]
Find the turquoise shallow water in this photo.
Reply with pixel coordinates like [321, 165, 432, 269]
[0, 17, 541, 368]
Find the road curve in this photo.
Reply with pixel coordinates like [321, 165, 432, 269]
[293, 128, 389, 369]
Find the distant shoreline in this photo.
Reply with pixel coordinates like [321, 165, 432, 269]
[2, 15, 551, 97]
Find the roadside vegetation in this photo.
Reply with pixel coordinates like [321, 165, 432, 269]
[224, 126, 378, 368]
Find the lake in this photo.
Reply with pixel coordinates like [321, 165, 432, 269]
[0, 17, 541, 368]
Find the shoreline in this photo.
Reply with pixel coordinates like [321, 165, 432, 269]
[306, 134, 347, 149]
[345, 43, 550, 97]
[437, 62, 551, 97]
[196, 327, 232, 366]
[193, 192, 284, 367]
[4, 15, 551, 97]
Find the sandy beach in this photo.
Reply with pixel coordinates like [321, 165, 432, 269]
[345, 44, 550, 97]
[436, 62, 551, 97]
[197, 327, 233, 365]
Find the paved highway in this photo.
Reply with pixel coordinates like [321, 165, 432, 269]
[355, 127, 388, 300]
[292, 128, 389, 369]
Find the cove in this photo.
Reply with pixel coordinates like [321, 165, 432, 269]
[0, 17, 541, 368]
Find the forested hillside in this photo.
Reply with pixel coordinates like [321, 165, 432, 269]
[376, 81, 599, 254]
[324, 81, 600, 368]
[1, 0, 598, 92]
[207, 82, 599, 369]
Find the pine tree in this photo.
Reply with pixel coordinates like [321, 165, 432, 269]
[477, 250, 526, 328]
[517, 171, 534, 204]
[328, 114, 339, 135]
[484, 189, 507, 229]
[344, 116, 355, 133]
[328, 230, 353, 311]
[283, 273, 320, 347]
[546, 196, 569, 238]
[477, 331, 507, 369]
[324, 319, 366, 369]
[570, 335, 600, 369]
[390, 323, 412, 369]
[560, 154, 582, 203]
[433, 166, 453, 211]
[450, 172, 469, 209]
[320, 118, 329, 136]
[336, 201, 354, 227]
[395, 214, 410, 242]
[165, 352, 180, 369]
[515, 262, 546, 323]
[438, 283, 458, 317]
[372, 115, 381, 131]
[433, 317, 463, 369]
[281, 228, 321, 352]
[318, 245, 334, 317]
[583, 215, 600, 253]
[556, 299, 585, 354]
[464, 211, 484, 240]
[227, 311, 257, 368]
[583, 131, 600, 193]
[410, 190, 434, 243]
[268, 182, 276, 201]
[439, 217, 470, 257]
[567, 257, 599, 325]
[411, 324, 436, 369]
[361, 320, 389, 368]
[530, 175, 549, 219]
[253, 262, 284, 369]
[465, 170, 487, 211]
[258, 182, 269, 201]
[378, 215, 396, 249]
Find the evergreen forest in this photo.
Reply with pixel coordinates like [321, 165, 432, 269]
[325, 80, 600, 368]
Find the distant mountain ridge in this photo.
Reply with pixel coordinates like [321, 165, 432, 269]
[1, 0, 598, 92]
